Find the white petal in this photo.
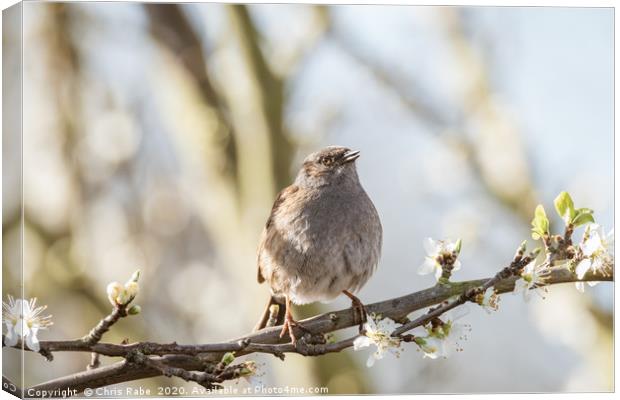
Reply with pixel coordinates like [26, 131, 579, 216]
[353, 336, 372, 350]
[605, 229, 614, 248]
[373, 348, 386, 361]
[364, 317, 378, 333]
[441, 340, 454, 358]
[575, 282, 585, 293]
[452, 260, 461, 271]
[523, 261, 536, 274]
[428, 337, 447, 358]
[591, 258, 605, 271]
[421, 338, 440, 359]
[423, 350, 438, 359]
[522, 287, 531, 303]
[25, 331, 40, 352]
[583, 233, 602, 256]
[482, 287, 494, 303]
[418, 258, 436, 275]
[366, 354, 376, 368]
[513, 278, 527, 295]
[434, 265, 443, 281]
[4, 328, 18, 347]
[575, 259, 592, 279]
[13, 320, 25, 337]
[376, 317, 399, 332]
[423, 238, 440, 256]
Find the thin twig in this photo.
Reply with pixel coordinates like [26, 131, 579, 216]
[81, 306, 127, 345]
[138, 355, 220, 389]
[393, 245, 538, 337]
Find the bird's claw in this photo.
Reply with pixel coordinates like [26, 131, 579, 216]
[343, 290, 368, 332]
[279, 317, 311, 345]
[352, 302, 368, 332]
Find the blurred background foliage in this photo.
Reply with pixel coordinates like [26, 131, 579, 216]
[2, 2, 613, 394]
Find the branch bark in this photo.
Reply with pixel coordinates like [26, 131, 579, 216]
[23, 267, 611, 395]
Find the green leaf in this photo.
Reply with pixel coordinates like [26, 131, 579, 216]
[454, 239, 462, 254]
[130, 269, 141, 283]
[535, 204, 548, 224]
[575, 207, 594, 215]
[554, 192, 575, 223]
[572, 209, 595, 227]
[413, 337, 427, 346]
[531, 205, 549, 240]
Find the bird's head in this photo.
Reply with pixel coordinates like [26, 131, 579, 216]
[295, 146, 361, 188]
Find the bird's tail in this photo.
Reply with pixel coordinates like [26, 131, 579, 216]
[253, 295, 286, 332]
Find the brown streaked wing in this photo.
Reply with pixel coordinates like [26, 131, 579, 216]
[257, 184, 299, 284]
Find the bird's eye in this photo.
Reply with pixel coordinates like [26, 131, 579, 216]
[320, 156, 334, 166]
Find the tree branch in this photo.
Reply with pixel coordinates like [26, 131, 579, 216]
[81, 306, 127, 345]
[22, 267, 611, 395]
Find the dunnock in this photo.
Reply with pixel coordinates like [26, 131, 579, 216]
[254, 146, 382, 344]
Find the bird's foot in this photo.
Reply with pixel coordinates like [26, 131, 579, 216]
[279, 315, 310, 346]
[343, 290, 368, 333]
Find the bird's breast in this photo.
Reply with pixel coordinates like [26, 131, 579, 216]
[274, 188, 381, 258]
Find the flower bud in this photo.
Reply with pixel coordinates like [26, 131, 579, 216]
[239, 361, 257, 376]
[221, 352, 235, 365]
[116, 289, 131, 305]
[128, 305, 141, 315]
[106, 282, 123, 306]
[124, 281, 139, 299]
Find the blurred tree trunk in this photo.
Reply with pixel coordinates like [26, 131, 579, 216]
[144, 4, 238, 186]
[228, 5, 293, 193]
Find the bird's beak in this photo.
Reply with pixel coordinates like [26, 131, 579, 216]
[342, 150, 361, 163]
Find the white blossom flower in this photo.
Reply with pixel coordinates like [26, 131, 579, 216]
[415, 308, 470, 359]
[418, 238, 462, 281]
[239, 360, 261, 386]
[575, 225, 614, 293]
[476, 287, 500, 314]
[513, 260, 547, 302]
[353, 315, 402, 367]
[416, 335, 445, 359]
[2, 296, 53, 352]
